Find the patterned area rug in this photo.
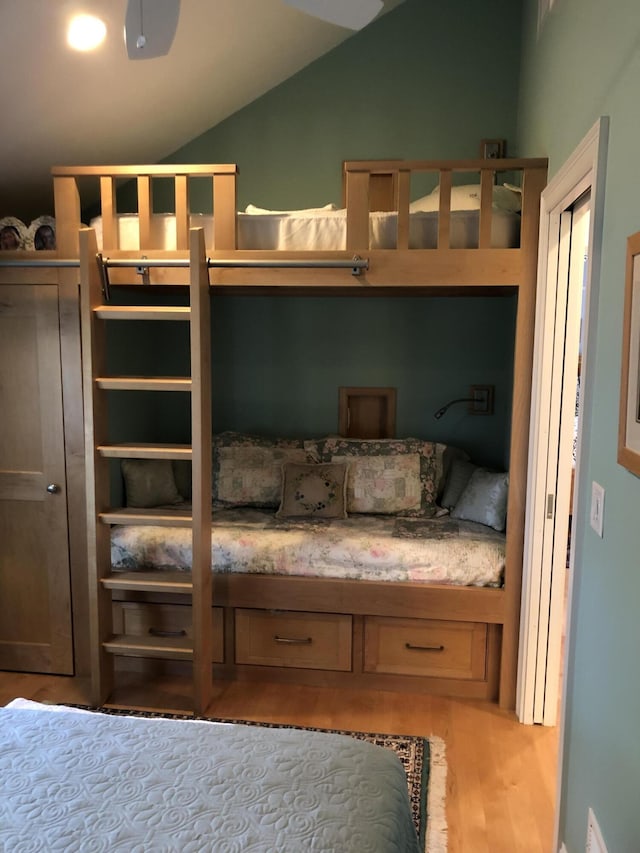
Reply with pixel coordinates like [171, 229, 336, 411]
[67, 705, 448, 852]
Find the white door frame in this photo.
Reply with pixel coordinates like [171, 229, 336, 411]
[517, 117, 609, 726]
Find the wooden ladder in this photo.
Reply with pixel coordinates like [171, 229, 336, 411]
[80, 227, 212, 714]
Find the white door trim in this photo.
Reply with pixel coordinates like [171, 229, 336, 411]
[517, 118, 609, 726]
[539, 196, 588, 725]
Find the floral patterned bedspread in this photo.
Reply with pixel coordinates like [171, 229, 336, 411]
[111, 508, 505, 587]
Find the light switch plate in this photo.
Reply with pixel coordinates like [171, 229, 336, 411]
[590, 481, 605, 537]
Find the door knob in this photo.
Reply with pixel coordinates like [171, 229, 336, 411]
[46, 483, 61, 494]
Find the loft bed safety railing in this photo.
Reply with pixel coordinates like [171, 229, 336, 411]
[38, 159, 548, 288]
[342, 157, 546, 250]
[94, 256, 369, 298]
[0, 158, 546, 290]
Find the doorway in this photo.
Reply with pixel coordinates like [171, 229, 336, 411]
[517, 118, 609, 726]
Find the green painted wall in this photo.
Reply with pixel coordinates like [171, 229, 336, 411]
[518, 2, 640, 851]
[209, 295, 516, 467]
[148, 0, 523, 467]
[165, 0, 522, 207]
[125, 293, 516, 469]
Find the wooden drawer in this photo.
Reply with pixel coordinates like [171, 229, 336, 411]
[113, 602, 224, 663]
[364, 616, 487, 680]
[235, 609, 352, 671]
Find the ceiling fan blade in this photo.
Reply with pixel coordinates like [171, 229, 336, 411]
[125, 0, 181, 60]
[283, 0, 383, 30]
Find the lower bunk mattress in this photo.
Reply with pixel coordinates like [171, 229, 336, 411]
[111, 508, 506, 587]
[1, 699, 420, 853]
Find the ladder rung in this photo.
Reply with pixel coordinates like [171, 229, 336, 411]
[94, 306, 190, 321]
[100, 507, 193, 527]
[96, 376, 192, 392]
[102, 571, 193, 593]
[98, 443, 192, 460]
[103, 634, 193, 660]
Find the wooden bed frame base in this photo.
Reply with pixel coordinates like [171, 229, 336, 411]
[112, 574, 504, 703]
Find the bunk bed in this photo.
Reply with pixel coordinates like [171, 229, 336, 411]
[0, 157, 547, 714]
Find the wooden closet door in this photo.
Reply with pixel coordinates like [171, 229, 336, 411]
[0, 284, 73, 673]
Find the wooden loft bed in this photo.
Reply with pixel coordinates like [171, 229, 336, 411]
[50, 158, 546, 289]
[2, 157, 547, 713]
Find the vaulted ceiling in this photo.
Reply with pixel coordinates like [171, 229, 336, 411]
[2, 0, 404, 219]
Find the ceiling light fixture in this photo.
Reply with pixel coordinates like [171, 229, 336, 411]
[67, 14, 107, 52]
[124, 0, 181, 60]
[283, 0, 383, 30]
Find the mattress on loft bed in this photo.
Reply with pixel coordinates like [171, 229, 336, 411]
[111, 507, 506, 588]
[89, 207, 521, 251]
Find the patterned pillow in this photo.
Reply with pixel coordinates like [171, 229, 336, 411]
[305, 437, 446, 517]
[440, 458, 478, 510]
[172, 460, 192, 500]
[276, 462, 348, 519]
[451, 469, 509, 531]
[332, 453, 421, 514]
[212, 431, 310, 508]
[439, 445, 471, 500]
[121, 459, 183, 508]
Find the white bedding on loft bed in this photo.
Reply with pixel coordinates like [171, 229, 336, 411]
[89, 207, 521, 251]
[87, 183, 523, 251]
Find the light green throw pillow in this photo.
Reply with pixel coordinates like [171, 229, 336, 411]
[450, 469, 509, 531]
[121, 459, 183, 508]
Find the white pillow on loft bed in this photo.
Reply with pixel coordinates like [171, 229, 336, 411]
[244, 203, 339, 215]
[409, 184, 522, 214]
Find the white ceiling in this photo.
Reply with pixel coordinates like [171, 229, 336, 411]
[1, 0, 404, 220]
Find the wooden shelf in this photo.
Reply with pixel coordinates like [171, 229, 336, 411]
[94, 306, 190, 321]
[95, 376, 192, 392]
[102, 572, 193, 594]
[97, 443, 192, 459]
[103, 634, 193, 660]
[99, 507, 193, 527]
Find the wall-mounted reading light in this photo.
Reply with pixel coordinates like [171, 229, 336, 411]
[433, 385, 494, 420]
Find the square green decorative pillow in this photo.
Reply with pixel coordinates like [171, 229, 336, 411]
[450, 469, 509, 531]
[121, 459, 183, 508]
[276, 462, 348, 519]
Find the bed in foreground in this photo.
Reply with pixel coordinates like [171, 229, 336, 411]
[0, 699, 421, 852]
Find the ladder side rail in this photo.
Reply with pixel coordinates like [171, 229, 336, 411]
[189, 227, 214, 713]
[79, 227, 115, 705]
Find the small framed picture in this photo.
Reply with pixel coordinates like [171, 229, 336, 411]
[480, 139, 506, 159]
[618, 230, 640, 477]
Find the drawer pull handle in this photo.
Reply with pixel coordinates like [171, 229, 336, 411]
[405, 642, 445, 652]
[148, 628, 187, 638]
[274, 635, 313, 645]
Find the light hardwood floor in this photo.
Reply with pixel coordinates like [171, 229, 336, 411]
[0, 672, 558, 852]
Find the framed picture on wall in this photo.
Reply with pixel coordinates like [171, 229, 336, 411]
[618, 230, 640, 477]
[480, 139, 506, 159]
